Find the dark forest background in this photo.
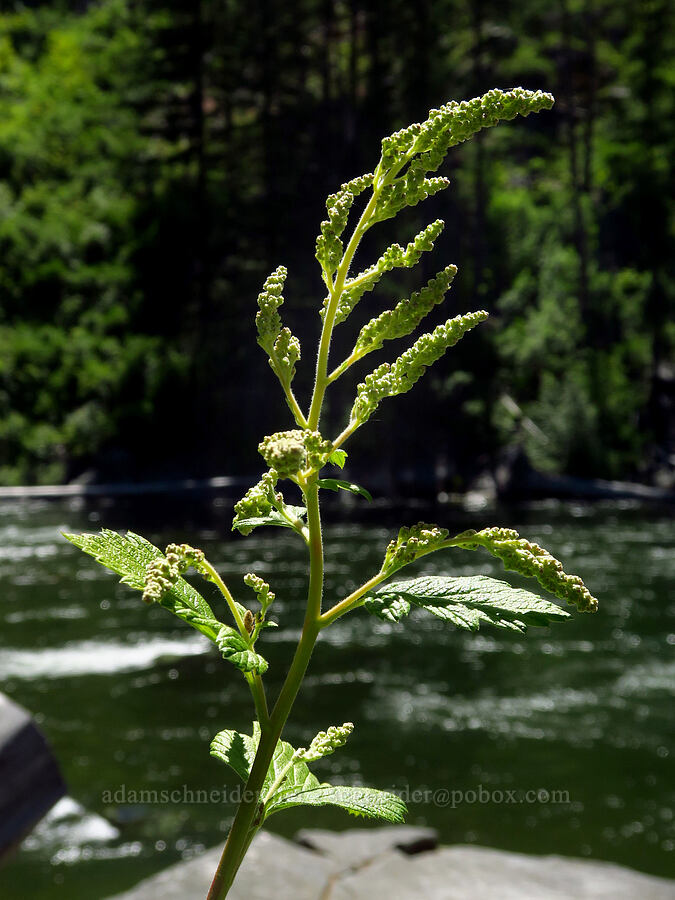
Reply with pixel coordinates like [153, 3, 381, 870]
[0, 0, 673, 491]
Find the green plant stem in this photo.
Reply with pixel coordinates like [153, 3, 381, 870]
[207, 481, 325, 899]
[201, 561, 270, 726]
[281, 382, 309, 429]
[307, 187, 382, 430]
[246, 673, 270, 726]
[320, 569, 387, 627]
[201, 560, 248, 638]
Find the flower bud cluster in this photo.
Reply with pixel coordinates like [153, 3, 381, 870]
[232, 470, 279, 534]
[316, 189, 355, 276]
[255, 267, 301, 387]
[142, 543, 205, 603]
[244, 572, 275, 613]
[459, 527, 598, 613]
[333, 219, 446, 325]
[258, 430, 333, 478]
[298, 722, 355, 762]
[350, 310, 488, 425]
[255, 266, 287, 353]
[379, 88, 554, 175]
[353, 264, 458, 359]
[270, 327, 301, 386]
[383, 523, 449, 574]
[374, 172, 449, 224]
[341, 173, 373, 196]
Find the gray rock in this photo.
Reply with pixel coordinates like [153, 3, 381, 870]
[106, 830, 675, 900]
[329, 844, 675, 900]
[0, 691, 66, 858]
[108, 831, 333, 900]
[295, 825, 438, 869]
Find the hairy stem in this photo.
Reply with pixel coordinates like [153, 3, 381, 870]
[207, 482, 324, 898]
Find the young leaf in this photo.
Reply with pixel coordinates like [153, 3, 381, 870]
[328, 448, 348, 469]
[210, 728, 258, 783]
[364, 575, 571, 633]
[210, 724, 406, 824]
[64, 530, 220, 641]
[216, 626, 269, 675]
[232, 506, 307, 534]
[317, 478, 373, 502]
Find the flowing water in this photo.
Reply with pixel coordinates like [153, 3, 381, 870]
[0, 496, 673, 898]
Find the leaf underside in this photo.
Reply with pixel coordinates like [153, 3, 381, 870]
[210, 725, 406, 824]
[364, 574, 571, 632]
[232, 506, 307, 533]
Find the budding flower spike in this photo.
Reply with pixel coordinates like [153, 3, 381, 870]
[65, 87, 598, 900]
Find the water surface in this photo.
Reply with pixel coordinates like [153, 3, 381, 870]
[0, 497, 673, 897]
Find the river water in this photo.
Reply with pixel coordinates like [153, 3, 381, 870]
[0, 496, 673, 897]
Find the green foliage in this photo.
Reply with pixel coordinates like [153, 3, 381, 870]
[215, 628, 268, 675]
[211, 724, 406, 824]
[63, 530, 220, 640]
[0, 3, 189, 482]
[231, 507, 307, 535]
[316, 478, 373, 502]
[364, 575, 571, 632]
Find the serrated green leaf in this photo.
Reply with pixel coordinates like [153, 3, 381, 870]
[365, 575, 570, 632]
[267, 784, 406, 823]
[210, 729, 258, 782]
[64, 530, 220, 641]
[328, 449, 348, 469]
[232, 506, 307, 534]
[210, 724, 407, 825]
[216, 626, 269, 675]
[317, 478, 373, 502]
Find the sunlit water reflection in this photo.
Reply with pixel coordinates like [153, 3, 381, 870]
[0, 498, 673, 897]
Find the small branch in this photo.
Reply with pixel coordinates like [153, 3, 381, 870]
[281, 382, 309, 428]
[201, 559, 249, 639]
[319, 569, 387, 627]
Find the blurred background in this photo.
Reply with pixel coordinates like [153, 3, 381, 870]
[0, 0, 672, 490]
[0, 1, 673, 899]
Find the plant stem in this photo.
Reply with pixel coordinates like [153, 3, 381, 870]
[201, 560, 249, 638]
[281, 382, 309, 428]
[307, 187, 382, 430]
[247, 673, 269, 726]
[319, 569, 387, 626]
[207, 481, 324, 899]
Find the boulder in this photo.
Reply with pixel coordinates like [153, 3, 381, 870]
[0, 692, 66, 859]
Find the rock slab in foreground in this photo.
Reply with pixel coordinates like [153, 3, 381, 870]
[107, 827, 675, 900]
